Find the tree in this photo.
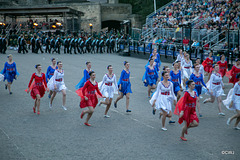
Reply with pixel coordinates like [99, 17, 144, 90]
[119, 0, 171, 25]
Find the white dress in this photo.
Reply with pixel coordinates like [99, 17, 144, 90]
[48, 69, 67, 92]
[223, 83, 240, 111]
[0, 73, 4, 82]
[208, 72, 224, 97]
[175, 54, 184, 63]
[181, 59, 193, 79]
[199, 64, 205, 79]
[98, 73, 118, 98]
[150, 81, 176, 114]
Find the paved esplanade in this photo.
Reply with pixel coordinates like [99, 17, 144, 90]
[0, 51, 239, 160]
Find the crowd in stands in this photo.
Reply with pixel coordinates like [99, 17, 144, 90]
[150, 0, 239, 30]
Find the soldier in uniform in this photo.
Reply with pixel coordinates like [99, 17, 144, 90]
[50, 36, 55, 54]
[106, 37, 110, 53]
[18, 34, 22, 53]
[2, 35, 7, 54]
[80, 38, 85, 54]
[69, 36, 76, 54]
[21, 35, 28, 54]
[110, 36, 115, 53]
[63, 36, 70, 54]
[45, 35, 51, 53]
[91, 37, 96, 53]
[30, 35, 36, 53]
[99, 37, 104, 54]
[54, 35, 61, 54]
[35, 36, 43, 54]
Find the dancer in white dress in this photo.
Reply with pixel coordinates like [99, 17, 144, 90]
[150, 71, 177, 131]
[224, 73, 240, 130]
[181, 53, 193, 87]
[203, 64, 225, 116]
[175, 49, 184, 63]
[48, 61, 67, 110]
[98, 65, 118, 118]
[195, 58, 205, 80]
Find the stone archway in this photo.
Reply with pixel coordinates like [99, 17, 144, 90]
[102, 20, 121, 31]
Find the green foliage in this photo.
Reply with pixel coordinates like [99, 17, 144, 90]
[119, 0, 172, 24]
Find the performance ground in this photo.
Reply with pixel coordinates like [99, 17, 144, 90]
[0, 51, 239, 160]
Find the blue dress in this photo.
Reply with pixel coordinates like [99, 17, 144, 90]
[149, 53, 161, 70]
[170, 70, 181, 95]
[118, 69, 132, 95]
[189, 73, 207, 97]
[1, 62, 19, 83]
[143, 65, 158, 87]
[46, 65, 58, 83]
[75, 69, 91, 89]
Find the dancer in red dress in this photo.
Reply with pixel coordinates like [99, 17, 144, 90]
[216, 54, 228, 78]
[27, 64, 49, 115]
[177, 80, 199, 141]
[80, 71, 106, 126]
[228, 58, 240, 86]
[202, 51, 213, 80]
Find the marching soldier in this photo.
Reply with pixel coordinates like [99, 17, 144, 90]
[2, 35, 7, 54]
[30, 35, 36, 53]
[21, 36, 28, 54]
[63, 36, 70, 54]
[35, 36, 43, 54]
[50, 36, 55, 53]
[45, 35, 51, 53]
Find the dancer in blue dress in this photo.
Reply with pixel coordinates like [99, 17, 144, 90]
[149, 48, 161, 71]
[46, 58, 58, 98]
[75, 62, 92, 89]
[143, 58, 159, 98]
[1, 54, 19, 94]
[190, 64, 208, 117]
[170, 61, 182, 101]
[114, 61, 132, 112]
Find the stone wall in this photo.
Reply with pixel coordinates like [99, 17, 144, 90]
[71, 3, 102, 32]
[101, 4, 131, 22]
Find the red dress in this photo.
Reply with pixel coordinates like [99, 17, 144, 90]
[228, 65, 240, 84]
[80, 80, 102, 108]
[217, 61, 228, 77]
[28, 73, 47, 99]
[178, 91, 199, 127]
[202, 57, 213, 73]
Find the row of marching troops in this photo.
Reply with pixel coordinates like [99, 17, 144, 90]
[1, 33, 127, 54]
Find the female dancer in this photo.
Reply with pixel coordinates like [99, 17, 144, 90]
[170, 61, 182, 101]
[27, 64, 49, 115]
[190, 64, 208, 117]
[228, 58, 240, 86]
[75, 62, 92, 89]
[203, 64, 225, 116]
[177, 80, 199, 141]
[80, 71, 105, 126]
[1, 54, 18, 94]
[48, 61, 67, 110]
[150, 71, 177, 131]
[114, 61, 132, 112]
[181, 53, 193, 87]
[224, 73, 240, 130]
[175, 49, 184, 62]
[216, 54, 228, 78]
[46, 58, 58, 98]
[202, 51, 213, 78]
[143, 58, 159, 98]
[195, 58, 205, 80]
[149, 48, 161, 71]
[98, 65, 118, 118]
